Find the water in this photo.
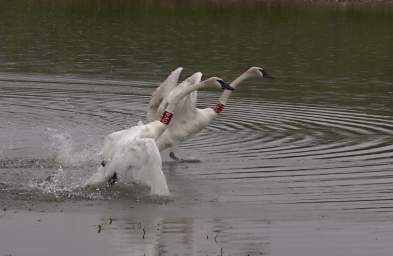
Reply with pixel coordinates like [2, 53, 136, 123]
[1, 1, 393, 255]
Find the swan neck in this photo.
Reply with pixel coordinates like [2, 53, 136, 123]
[166, 80, 207, 113]
[144, 120, 167, 139]
[231, 72, 252, 89]
[218, 72, 251, 105]
[179, 80, 207, 98]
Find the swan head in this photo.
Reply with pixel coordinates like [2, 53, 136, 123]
[207, 77, 234, 91]
[248, 66, 274, 79]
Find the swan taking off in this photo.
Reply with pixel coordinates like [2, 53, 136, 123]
[84, 74, 230, 196]
[150, 67, 273, 158]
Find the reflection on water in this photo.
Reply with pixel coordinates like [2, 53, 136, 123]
[4, 210, 393, 256]
[104, 216, 393, 256]
[1, 1, 393, 256]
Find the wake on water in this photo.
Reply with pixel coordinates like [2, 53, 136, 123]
[27, 126, 170, 200]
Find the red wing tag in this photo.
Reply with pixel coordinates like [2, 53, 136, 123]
[160, 111, 173, 125]
[214, 101, 225, 113]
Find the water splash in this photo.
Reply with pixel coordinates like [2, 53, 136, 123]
[29, 165, 97, 200]
[45, 127, 100, 168]
[20, 128, 106, 200]
[29, 164, 168, 201]
[27, 127, 170, 200]
[31, 166, 70, 197]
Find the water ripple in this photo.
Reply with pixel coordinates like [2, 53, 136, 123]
[1, 74, 393, 213]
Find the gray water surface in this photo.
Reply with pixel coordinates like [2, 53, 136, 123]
[1, 1, 393, 256]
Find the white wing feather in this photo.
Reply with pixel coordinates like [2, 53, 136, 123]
[176, 73, 201, 119]
[156, 72, 202, 118]
[188, 90, 198, 110]
[147, 67, 183, 121]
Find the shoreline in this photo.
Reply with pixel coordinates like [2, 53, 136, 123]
[7, 0, 393, 15]
[20, 0, 393, 7]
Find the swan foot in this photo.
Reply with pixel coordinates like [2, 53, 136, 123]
[108, 172, 118, 187]
[169, 152, 201, 163]
[169, 151, 180, 161]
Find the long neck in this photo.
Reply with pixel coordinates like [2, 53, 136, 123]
[165, 80, 208, 113]
[218, 72, 251, 105]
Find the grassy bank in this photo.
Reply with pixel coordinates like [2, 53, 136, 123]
[5, 0, 392, 14]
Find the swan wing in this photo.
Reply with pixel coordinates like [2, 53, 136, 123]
[147, 67, 183, 121]
[188, 90, 198, 110]
[174, 72, 202, 96]
[174, 72, 201, 117]
[156, 72, 202, 117]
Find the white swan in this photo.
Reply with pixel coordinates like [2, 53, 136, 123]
[84, 75, 229, 195]
[154, 66, 273, 158]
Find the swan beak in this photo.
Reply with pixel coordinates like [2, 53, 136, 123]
[218, 80, 235, 91]
[259, 69, 274, 79]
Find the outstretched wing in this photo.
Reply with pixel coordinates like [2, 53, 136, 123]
[147, 67, 183, 121]
[175, 72, 202, 119]
[186, 90, 198, 112]
[156, 72, 202, 119]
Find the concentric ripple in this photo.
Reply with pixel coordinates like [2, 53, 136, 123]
[1, 73, 393, 214]
[178, 94, 393, 212]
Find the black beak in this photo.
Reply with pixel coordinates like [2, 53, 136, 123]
[217, 80, 235, 91]
[259, 69, 274, 79]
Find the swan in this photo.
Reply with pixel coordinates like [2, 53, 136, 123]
[84, 74, 230, 195]
[154, 66, 273, 159]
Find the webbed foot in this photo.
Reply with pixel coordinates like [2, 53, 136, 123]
[169, 152, 201, 163]
[169, 152, 180, 161]
[108, 172, 117, 186]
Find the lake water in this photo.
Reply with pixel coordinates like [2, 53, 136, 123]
[1, 1, 393, 256]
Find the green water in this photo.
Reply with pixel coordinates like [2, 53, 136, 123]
[1, 0, 392, 112]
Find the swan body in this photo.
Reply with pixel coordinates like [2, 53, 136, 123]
[85, 75, 229, 195]
[156, 107, 216, 151]
[155, 66, 273, 152]
[85, 124, 169, 195]
[94, 72, 204, 168]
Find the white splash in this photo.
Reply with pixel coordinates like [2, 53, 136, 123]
[45, 128, 99, 167]
[29, 165, 89, 199]
[84, 123, 170, 196]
